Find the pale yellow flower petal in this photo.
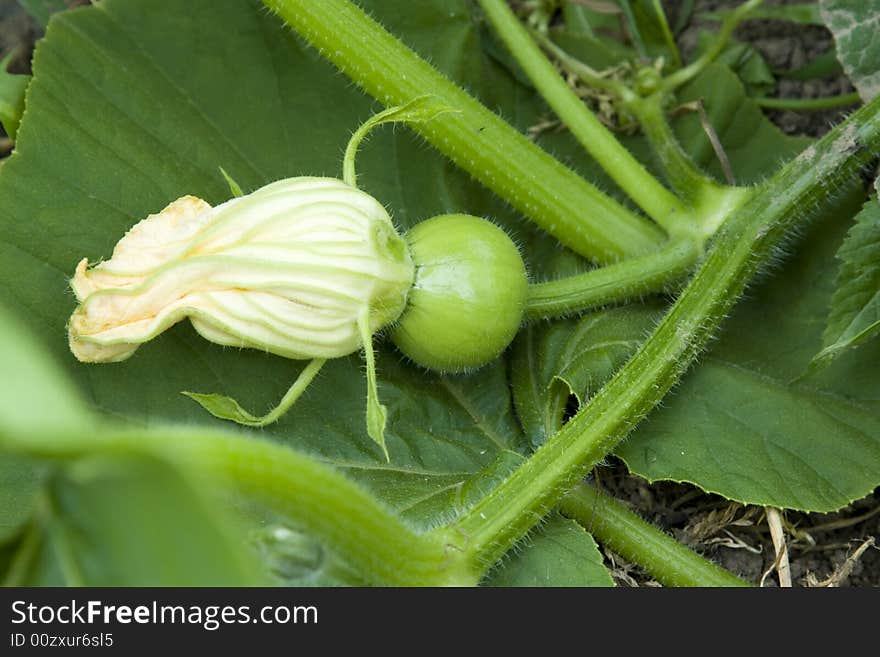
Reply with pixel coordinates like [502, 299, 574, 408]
[67, 178, 413, 364]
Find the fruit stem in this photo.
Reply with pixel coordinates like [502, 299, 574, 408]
[525, 238, 700, 320]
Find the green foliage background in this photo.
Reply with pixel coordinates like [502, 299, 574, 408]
[0, 0, 877, 584]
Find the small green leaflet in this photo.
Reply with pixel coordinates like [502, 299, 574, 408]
[219, 166, 244, 197]
[691, 34, 775, 95]
[182, 358, 327, 428]
[820, 0, 880, 101]
[780, 47, 843, 81]
[812, 181, 880, 368]
[617, 0, 681, 67]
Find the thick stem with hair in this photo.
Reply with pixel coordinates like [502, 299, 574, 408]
[561, 483, 751, 587]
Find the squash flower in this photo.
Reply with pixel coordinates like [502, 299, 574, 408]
[68, 177, 414, 363]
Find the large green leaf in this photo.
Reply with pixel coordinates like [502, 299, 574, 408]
[813, 188, 880, 367]
[484, 515, 614, 587]
[820, 0, 880, 101]
[0, 0, 542, 531]
[617, 186, 880, 512]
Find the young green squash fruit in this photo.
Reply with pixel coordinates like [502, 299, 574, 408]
[391, 214, 528, 372]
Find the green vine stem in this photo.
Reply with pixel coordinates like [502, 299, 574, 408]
[525, 238, 699, 320]
[626, 95, 725, 198]
[560, 483, 751, 587]
[523, 30, 742, 213]
[1, 427, 479, 587]
[650, 0, 682, 68]
[434, 96, 880, 573]
[263, 0, 664, 262]
[512, 328, 746, 587]
[477, 0, 689, 234]
[754, 92, 862, 112]
[625, 95, 753, 238]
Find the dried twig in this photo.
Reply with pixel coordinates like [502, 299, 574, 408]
[675, 100, 736, 184]
[761, 508, 791, 587]
[806, 538, 876, 587]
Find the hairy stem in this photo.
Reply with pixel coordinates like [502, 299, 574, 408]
[627, 95, 723, 199]
[561, 483, 751, 587]
[263, 0, 664, 261]
[435, 96, 880, 573]
[478, 0, 688, 233]
[2, 427, 478, 587]
[525, 238, 700, 320]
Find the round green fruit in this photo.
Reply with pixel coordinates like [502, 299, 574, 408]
[390, 214, 528, 372]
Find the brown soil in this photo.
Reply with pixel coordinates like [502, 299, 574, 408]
[0, 1, 38, 76]
[676, 0, 857, 137]
[595, 458, 880, 587]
